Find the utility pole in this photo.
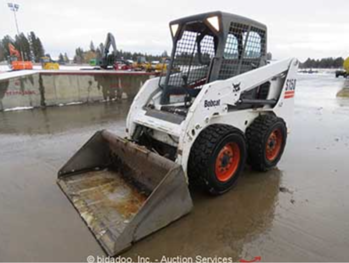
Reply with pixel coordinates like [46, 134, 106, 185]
[7, 2, 25, 66]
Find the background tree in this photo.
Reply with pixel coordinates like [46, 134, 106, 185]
[28, 32, 45, 62]
[90, 41, 95, 52]
[161, 50, 168, 57]
[0, 42, 4, 61]
[83, 50, 96, 63]
[73, 47, 84, 64]
[333, 57, 344, 68]
[267, 52, 272, 60]
[58, 53, 65, 64]
[1, 35, 13, 59]
[34, 37, 44, 62]
[14, 33, 32, 61]
[300, 57, 346, 69]
[64, 53, 70, 63]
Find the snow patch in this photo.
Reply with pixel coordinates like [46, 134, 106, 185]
[4, 106, 34, 112]
[66, 101, 84, 106]
[58, 101, 84, 107]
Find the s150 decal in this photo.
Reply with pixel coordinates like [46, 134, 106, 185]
[284, 79, 296, 99]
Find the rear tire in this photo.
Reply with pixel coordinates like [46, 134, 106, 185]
[246, 115, 287, 171]
[188, 124, 247, 195]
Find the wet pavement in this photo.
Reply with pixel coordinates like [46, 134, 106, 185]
[1, 74, 349, 261]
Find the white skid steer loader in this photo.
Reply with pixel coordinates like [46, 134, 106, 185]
[58, 11, 298, 256]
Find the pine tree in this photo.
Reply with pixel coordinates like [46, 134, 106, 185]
[0, 42, 4, 61]
[58, 53, 65, 64]
[1, 36, 13, 59]
[15, 33, 31, 61]
[161, 50, 168, 57]
[300, 57, 347, 69]
[334, 57, 344, 68]
[267, 52, 272, 60]
[90, 41, 95, 52]
[35, 38, 45, 62]
[64, 53, 70, 63]
[28, 32, 37, 60]
[74, 47, 84, 64]
[29, 32, 45, 62]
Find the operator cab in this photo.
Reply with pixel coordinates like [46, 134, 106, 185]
[158, 11, 267, 110]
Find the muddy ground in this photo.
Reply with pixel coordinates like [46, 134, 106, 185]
[0, 74, 349, 262]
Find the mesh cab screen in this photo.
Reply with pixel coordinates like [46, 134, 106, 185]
[219, 23, 266, 80]
[163, 29, 216, 89]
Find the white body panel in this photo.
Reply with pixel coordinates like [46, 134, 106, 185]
[126, 58, 299, 177]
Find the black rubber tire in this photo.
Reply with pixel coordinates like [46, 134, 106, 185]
[246, 114, 287, 172]
[188, 124, 247, 195]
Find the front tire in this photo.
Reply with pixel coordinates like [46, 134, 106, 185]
[188, 125, 247, 195]
[246, 115, 287, 171]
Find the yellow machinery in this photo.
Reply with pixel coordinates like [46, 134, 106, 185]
[133, 56, 152, 71]
[336, 57, 349, 78]
[134, 57, 170, 72]
[344, 57, 349, 73]
[41, 56, 60, 70]
[152, 58, 170, 72]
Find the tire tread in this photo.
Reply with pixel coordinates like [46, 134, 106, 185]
[188, 124, 245, 193]
[246, 114, 287, 171]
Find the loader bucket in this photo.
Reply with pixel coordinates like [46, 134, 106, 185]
[57, 130, 193, 256]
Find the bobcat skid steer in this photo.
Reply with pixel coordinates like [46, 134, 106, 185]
[58, 11, 298, 256]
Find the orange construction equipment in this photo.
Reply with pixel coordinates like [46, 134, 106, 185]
[9, 43, 20, 58]
[8, 43, 33, 70]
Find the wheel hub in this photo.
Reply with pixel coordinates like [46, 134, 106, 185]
[221, 153, 231, 167]
[266, 129, 282, 161]
[215, 143, 241, 182]
[268, 137, 276, 148]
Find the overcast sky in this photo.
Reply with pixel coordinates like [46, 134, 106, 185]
[1, 0, 349, 61]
